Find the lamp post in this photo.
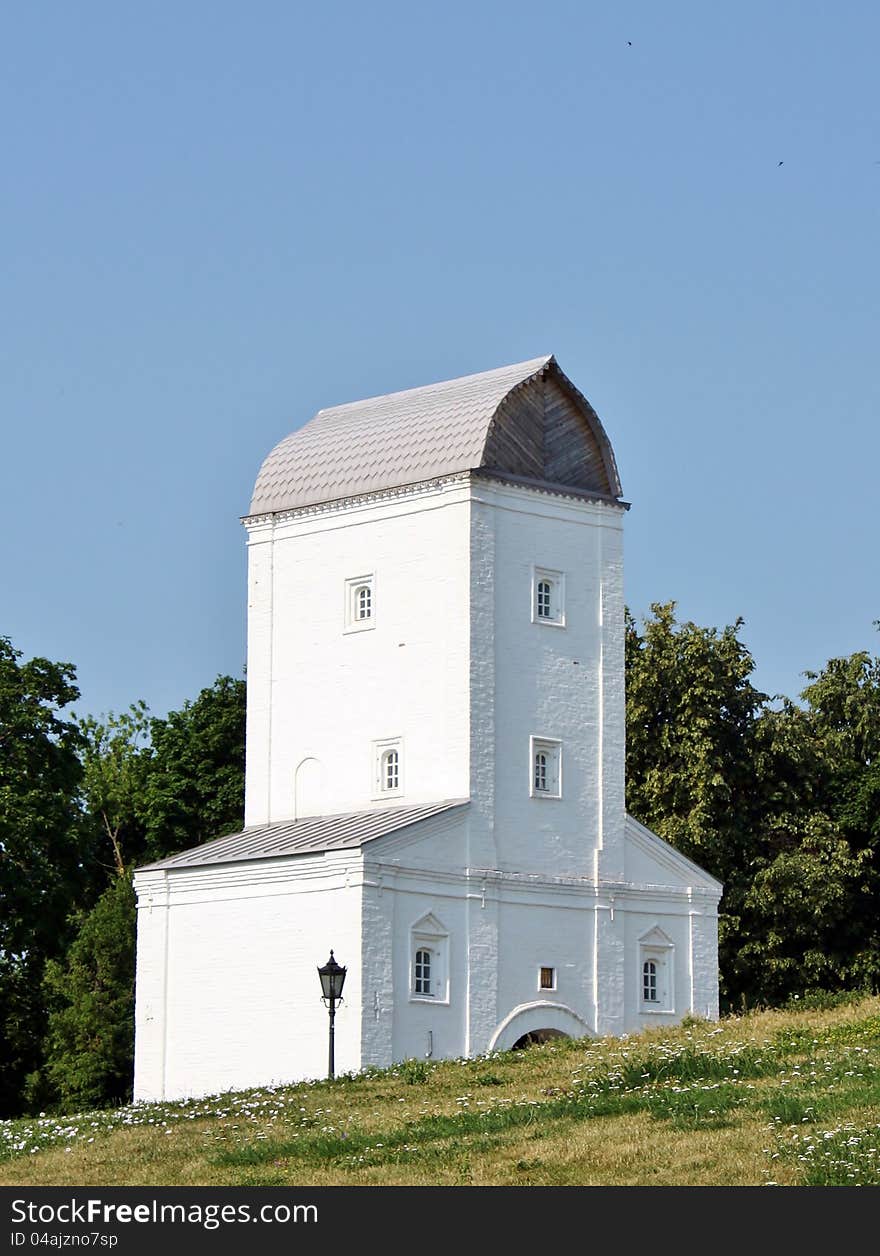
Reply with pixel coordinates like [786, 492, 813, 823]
[317, 950, 347, 1079]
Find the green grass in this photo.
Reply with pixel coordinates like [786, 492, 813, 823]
[3, 995, 880, 1186]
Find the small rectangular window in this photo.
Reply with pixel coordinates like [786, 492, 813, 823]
[344, 574, 375, 632]
[537, 580, 552, 618]
[411, 915, 449, 1004]
[372, 737, 403, 798]
[383, 747, 399, 791]
[532, 566, 565, 626]
[414, 948, 432, 996]
[639, 936, 674, 1013]
[643, 960, 658, 1002]
[530, 736, 562, 799]
[539, 966, 555, 990]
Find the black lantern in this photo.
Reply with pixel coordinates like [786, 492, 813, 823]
[317, 950, 346, 1078]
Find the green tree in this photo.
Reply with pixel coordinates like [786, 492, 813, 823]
[144, 675, 246, 862]
[800, 645, 880, 854]
[77, 702, 152, 875]
[736, 642, 880, 1001]
[625, 601, 769, 886]
[625, 606, 880, 1008]
[732, 816, 873, 1003]
[33, 675, 247, 1112]
[625, 603, 775, 1006]
[0, 637, 89, 1116]
[41, 875, 136, 1111]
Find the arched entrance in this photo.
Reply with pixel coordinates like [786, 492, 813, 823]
[488, 1001, 592, 1053]
[512, 1028, 569, 1050]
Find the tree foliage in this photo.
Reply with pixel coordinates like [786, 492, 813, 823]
[143, 676, 246, 862]
[77, 703, 152, 876]
[41, 875, 137, 1111]
[32, 675, 247, 1114]
[625, 601, 768, 888]
[625, 605, 880, 1008]
[0, 638, 89, 1117]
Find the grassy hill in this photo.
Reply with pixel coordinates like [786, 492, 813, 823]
[4, 995, 880, 1187]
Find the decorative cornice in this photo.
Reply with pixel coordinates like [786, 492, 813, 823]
[242, 469, 627, 529]
[473, 469, 630, 512]
[241, 473, 473, 527]
[362, 859, 720, 905]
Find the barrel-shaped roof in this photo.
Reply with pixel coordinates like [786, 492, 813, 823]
[248, 354, 622, 515]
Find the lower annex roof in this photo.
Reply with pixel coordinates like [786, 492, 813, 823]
[136, 800, 469, 871]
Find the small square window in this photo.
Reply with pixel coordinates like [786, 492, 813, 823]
[530, 736, 562, 799]
[539, 966, 556, 991]
[344, 574, 375, 632]
[373, 737, 403, 798]
[531, 566, 565, 627]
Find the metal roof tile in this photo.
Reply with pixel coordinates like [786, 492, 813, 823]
[136, 800, 469, 871]
[248, 355, 554, 514]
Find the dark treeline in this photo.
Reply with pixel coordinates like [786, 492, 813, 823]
[0, 641, 246, 1119]
[1, 604, 879, 1117]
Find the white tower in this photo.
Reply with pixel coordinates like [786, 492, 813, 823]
[133, 356, 721, 1102]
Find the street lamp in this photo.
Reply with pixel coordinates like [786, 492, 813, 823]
[317, 950, 347, 1079]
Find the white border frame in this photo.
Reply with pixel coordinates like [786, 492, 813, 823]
[537, 965, 557, 993]
[343, 572, 376, 633]
[529, 735, 562, 799]
[531, 565, 566, 627]
[409, 912, 450, 1005]
[638, 927, 675, 1015]
[372, 735, 403, 799]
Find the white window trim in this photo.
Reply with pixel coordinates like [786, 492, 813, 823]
[529, 735, 562, 799]
[372, 736, 403, 799]
[531, 565, 566, 628]
[538, 965, 557, 992]
[409, 914, 450, 1005]
[638, 929, 675, 1015]
[343, 573, 376, 633]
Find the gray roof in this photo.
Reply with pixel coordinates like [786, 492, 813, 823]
[248, 354, 622, 515]
[136, 800, 468, 871]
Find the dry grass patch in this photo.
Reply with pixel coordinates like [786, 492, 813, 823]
[4, 994, 880, 1187]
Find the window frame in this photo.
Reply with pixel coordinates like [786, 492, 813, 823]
[642, 959, 658, 1004]
[529, 735, 562, 799]
[538, 966, 556, 992]
[414, 947, 433, 997]
[638, 929, 675, 1015]
[343, 573, 376, 633]
[531, 566, 566, 628]
[382, 746, 400, 792]
[410, 914, 450, 1005]
[372, 736, 403, 799]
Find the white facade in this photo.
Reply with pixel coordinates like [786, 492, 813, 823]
[133, 356, 721, 1102]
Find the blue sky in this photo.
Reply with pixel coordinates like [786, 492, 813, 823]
[2, 1, 878, 721]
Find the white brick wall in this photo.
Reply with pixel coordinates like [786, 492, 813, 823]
[244, 480, 472, 827]
[470, 481, 626, 879]
[134, 853, 363, 1101]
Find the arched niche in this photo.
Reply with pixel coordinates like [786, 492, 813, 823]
[294, 757, 325, 819]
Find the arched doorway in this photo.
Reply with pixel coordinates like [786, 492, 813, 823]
[488, 1001, 592, 1053]
[512, 1027, 569, 1050]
